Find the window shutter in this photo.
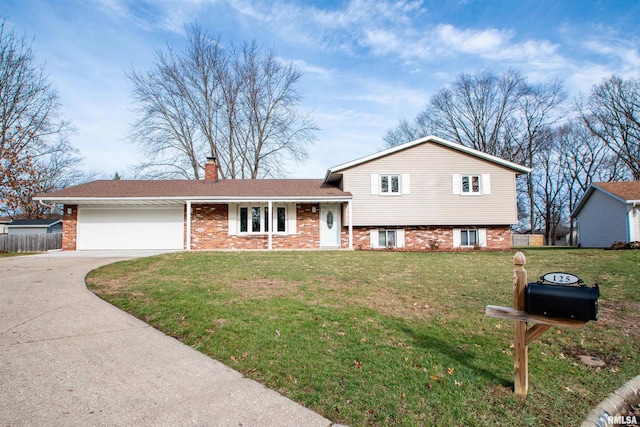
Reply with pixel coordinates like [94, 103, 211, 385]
[370, 229, 378, 248]
[402, 174, 410, 195]
[478, 228, 487, 247]
[482, 174, 491, 195]
[452, 174, 461, 195]
[452, 228, 461, 248]
[370, 174, 379, 195]
[396, 229, 405, 248]
[287, 203, 297, 234]
[228, 204, 237, 235]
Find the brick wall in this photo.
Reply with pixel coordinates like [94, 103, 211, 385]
[349, 225, 511, 250]
[190, 203, 324, 250]
[62, 205, 78, 250]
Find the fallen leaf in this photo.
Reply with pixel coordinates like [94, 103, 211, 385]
[354, 360, 363, 369]
[454, 380, 462, 386]
[429, 375, 440, 382]
[337, 331, 346, 336]
[448, 367, 455, 375]
[275, 330, 281, 336]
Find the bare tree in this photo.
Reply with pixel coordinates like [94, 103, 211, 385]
[558, 121, 628, 245]
[0, 17, 78, 218]
[516, 79, 567, 233]
[579, 75, 640, 179]
[384, 69, 568, 234]
[533, 132, 568, 245]
[128, 25, 317, 179]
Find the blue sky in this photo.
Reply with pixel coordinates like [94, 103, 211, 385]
[4, 0, 640, 179]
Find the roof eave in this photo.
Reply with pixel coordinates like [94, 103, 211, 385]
[35, 195, 353, 205]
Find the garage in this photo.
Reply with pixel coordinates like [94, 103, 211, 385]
[77, 206, 184, 250]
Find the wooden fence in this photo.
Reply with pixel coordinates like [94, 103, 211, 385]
[0, 233, 63, 253]
[511, 234, 545, 247]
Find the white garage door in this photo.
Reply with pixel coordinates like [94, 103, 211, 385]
[77, 207, 184, 250]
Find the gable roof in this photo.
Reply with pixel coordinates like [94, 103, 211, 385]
[571, 181, 640, 217]
[35, 179, 352, 205]
[325, 135, 531, 182]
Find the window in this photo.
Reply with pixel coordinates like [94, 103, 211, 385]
[380, 174, 400, 194]
[371, 229, 404, 249]
[379, 229, 396, 248]
[461, 175, 481, 194]
[460, 229, 477, 247]
[277, 207, 286, 232]
[238, 205, 286, 234]
[453, 174, 490, 195]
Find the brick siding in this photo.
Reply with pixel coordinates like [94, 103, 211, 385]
[190, 203, 323, 250]
[61, 202, 511, 251]
[349, 225, 511, 251]
[62, 205, 78, 250]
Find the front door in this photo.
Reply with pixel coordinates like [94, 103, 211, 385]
[320, 204, 341, 248]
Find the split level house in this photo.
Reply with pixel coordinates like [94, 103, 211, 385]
[35, 135, 531, 251]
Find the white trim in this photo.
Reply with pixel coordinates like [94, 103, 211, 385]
[452, 174, 462, 195]
[186, 201, 191, 250]
[401, 174, 410, 195]
[268, 201, 273, 250]
[36, 195, 353, 205]
[478, 228, 487, 247]
[348, 200, 353, 249]
[452, 228, 461, 247]
[287, 203, 297, 234]
[482, 174, 491, 195]
[369, 229, 378, 248]
[370, 174, 379, 195]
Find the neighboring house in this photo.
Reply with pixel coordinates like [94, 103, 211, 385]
[35, 135, 530, 251]
[7, 218, 63, 235]
[571, 181, 640, 248]
[0, 217, 11, 234]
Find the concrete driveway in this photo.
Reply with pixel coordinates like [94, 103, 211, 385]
[0, 251, 334, 426]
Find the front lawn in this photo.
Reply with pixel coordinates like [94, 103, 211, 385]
[86, 249, 640, 426]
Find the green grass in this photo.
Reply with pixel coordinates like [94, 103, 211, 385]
[86, 249, 640, 426]
[0, 251, 36, 257]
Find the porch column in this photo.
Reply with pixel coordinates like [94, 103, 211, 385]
[348, 200, 353, 250]
[268, 200, 273, 250]
[186, 201, 192, 251]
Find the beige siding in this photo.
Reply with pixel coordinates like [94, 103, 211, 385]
[341, 142, 519, 226]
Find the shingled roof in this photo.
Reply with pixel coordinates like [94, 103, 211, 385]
[571, 181, 640, 217]
[36, 179, 351, 203]
[593, 181, 640, 202]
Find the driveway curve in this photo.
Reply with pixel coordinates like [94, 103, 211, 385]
[0, 251, 333, 426]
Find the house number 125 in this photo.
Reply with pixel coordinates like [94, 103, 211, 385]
[542, 272, 580, 285]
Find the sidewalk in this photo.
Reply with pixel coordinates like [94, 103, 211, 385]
[0, 251, 335, 426]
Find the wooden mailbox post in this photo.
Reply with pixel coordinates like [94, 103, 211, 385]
[486, 252, 588, 397]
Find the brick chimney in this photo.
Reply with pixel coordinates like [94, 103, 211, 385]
[205, 157, 218, 181]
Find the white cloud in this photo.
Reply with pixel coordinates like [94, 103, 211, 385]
[436, 24, 510, 54]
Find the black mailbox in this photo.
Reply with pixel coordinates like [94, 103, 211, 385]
[525, 273, 599, 321]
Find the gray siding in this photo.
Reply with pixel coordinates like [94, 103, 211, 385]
[577, 189, 628, 248]
[340, 142, 519, 226]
